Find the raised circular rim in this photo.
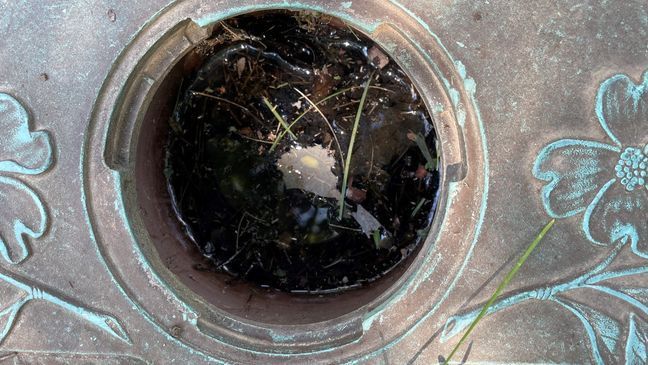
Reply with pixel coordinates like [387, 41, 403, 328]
[82, 0, 488, 362]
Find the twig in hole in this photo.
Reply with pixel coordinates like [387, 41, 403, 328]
[191, 91, 249, 111]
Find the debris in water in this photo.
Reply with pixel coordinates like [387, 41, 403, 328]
[165, 11, 440, 293]
[352, 204, 383, 238]
[236, 57, 246, 78]
[277, 145, 339, 199]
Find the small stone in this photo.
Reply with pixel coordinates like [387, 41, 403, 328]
[107, 9, 116, 22]
[39, 73, 48, 81]
[346, 186, 367, 203]
[415, 164, 428, 179]
[368, 46, 389, 69]
[236, 57, 246, 78]
[170, 325, 182, 338]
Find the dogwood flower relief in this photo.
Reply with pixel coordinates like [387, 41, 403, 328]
[442, 71, 648, 365]
[533, 72, 648, 257]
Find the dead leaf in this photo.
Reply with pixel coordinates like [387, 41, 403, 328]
[351, 205, 382, 238]
[239, 127, 253, 136]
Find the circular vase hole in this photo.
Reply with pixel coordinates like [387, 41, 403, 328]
[136, 10, 440, 324]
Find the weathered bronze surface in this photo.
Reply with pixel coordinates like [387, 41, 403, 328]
[0, 1, 646, 363]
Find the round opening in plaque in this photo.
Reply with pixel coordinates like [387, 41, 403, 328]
[135, 10, 441, 324]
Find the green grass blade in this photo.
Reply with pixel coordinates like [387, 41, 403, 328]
[373, 229, 381, 249]
[338, 72, 374, 220]
[263, 97, 296, 139]
[442, 218, 556, 365]
[414, 132, 436, 170]
[410, 198, 428, 218]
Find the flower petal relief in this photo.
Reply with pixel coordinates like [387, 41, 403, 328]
[0, 93, 53, 264]
[533, 71, 648, 258]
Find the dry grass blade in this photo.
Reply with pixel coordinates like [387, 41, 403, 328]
[191, 91, 250, 111]
[293, 88, 345, 169]
[268, 84, 395, 153]
[270, 86, 356, 152]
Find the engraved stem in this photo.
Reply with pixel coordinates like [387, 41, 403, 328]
[0, 271, 130, 344]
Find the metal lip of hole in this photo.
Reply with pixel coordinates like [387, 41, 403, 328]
[87, 2, 485, 358]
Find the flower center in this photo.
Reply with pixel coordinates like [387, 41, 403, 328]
[615, 145, 648, 191]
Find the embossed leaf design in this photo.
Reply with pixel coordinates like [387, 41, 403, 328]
[625, 314, 647, 364]
[595, 73, 648, 148]
[584, 185, 648, 258]
[0, 93, 53, 175]
[0, 93, 132, 346]
[533, 140, 619, 218]
[615, 287, 648, 308]
[573, 300, 620, 353]
[0, 176, 47, 264]
[441, 241, 648, 363]
[0, 271, 132, 345]
[586, 285, 648, 317]
[555, 298, 621, 364]
[80, 311, 131, 344]
[0, 93, 52, 265]
[0, 296, 28, 343]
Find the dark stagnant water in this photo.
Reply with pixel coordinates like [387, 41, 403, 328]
[165, 11, 440, 293]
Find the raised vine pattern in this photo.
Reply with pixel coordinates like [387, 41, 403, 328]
[0, 93, 130, 344]
[441, 71, 648, 364]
